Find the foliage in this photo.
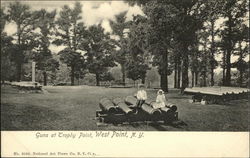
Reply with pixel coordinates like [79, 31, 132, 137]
[6, 1, 39, 81]
[53, 2, 87, 85]
[219, 0, 248, 86]
[31, 9, 59, 85]
[126, 55, 149, 82]
[110, 11, 130, 85]
[83, 24, 116, 86]
[126, 15, 150, 84]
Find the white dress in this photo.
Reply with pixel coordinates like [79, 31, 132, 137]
[155, 94, 167, 108]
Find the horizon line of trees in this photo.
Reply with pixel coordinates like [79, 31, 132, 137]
[1, 1, 249, 90]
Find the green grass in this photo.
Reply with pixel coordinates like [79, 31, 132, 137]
[1, 85, 249, 131]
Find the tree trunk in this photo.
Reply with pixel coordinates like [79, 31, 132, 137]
[203, 74, 207, 87]
[165, 50, 168, 92]
[181, 44, 189, 92]
[222, 66, 226, 86]
[195, 72, 198, 86]
[225, 50, 231, 86]
[71, 65, 75, 86]
[210, 20, 215, 86]
[238, 42, 243, 87]
[121, 64, 126, 86]
[16, 24, 22, 82]
[96, 73, 100, 86]
[174, 60, 177, 88]
[222, 51, 226, 86]
[141, 76, 145, 84]
[225, 14, 233, 86]
[160, 74, 167, 91]
[16, 62, 22, 82]
[43, 71, 47, 86]
[191, 71, 194, 87]
[177, 60, 181, 89]
[160, 50, 168, 92]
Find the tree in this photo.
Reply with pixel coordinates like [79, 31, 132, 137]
[126, 53, 149, 85]
[1, 8, 16, 82]
[53, 2, 87, 85]
[32, 9, 59, 85]
[110, 11, 129, 85]
[126, 15, 150, 85]
[189, 43, 201, 87]
[144, 1, 176, 92]
[203, 0, 223, 86]
[128, 0, 207, 92]
[231, 23, 249, 86]
[170, 0, 207, 91]
[220, 0, 248, 86]
[198, 29, 212, 86]
[7, 2, 38, 81]
[99, 72, 114, 82]
[83, 24, 116, 86]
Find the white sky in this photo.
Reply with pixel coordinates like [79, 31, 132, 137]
[2, 1, 143, 52]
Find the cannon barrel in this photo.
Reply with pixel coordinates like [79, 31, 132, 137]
[150, 102, 177, 113]
[99, 98, 117, 113]
[141, 103, 161, 115]
[166, 103, 177, 112]
[113, 98, 133, 114]
[160, 107, 171, 113]
[150, 101, 164, 109]
[124, 96, 137, 106]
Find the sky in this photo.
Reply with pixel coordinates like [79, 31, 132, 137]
[2, 1, 143, 53]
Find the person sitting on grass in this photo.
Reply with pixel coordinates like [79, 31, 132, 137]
[154, 89, 168, 109]
[136, 84, 147, 108]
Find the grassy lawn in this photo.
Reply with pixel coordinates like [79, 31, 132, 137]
[1, 85, 249, 131]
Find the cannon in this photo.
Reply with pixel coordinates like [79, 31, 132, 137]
[96, 96, 178, 124]
[124, 96, 137, 107]
[99, 98, 117, 113]
[113, 98, 133, 115]
[141, 103, 161, 115]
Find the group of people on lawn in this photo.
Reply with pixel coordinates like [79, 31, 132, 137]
[135, 84, 169, 109]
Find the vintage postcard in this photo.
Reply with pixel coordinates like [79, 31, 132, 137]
[1, 0, 249, 157]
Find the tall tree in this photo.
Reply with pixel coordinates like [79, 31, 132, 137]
[203, 0, 223, 86]
[231, 23, 249, 86]
[128, 0, 207, 92]
[189, 43, 201, 87]
[1, 32, 16, 83]
[1, 8, 16, 82]
[110, 11, 129, 86]
[143, 1, 178, 92]
[170, 0, 207, 91]
[127, 15, 150, 85]
[7, 2, 37, 81]
[32, 9, 59, 85]
[220, 0, 248, 86]
[83, 24, 116, 86]
[53, 2, 87, 85]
